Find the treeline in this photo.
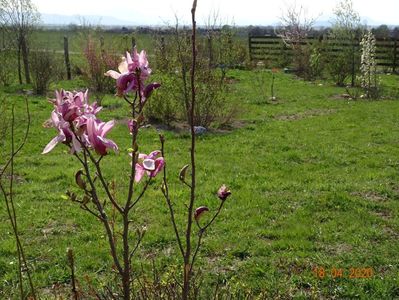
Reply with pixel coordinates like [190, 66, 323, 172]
[30, 23, 399, 40]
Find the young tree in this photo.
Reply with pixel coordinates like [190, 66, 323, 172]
[0, 0, 40, 84]
[327, 0, 361, 86]
[278, 3, 318, 79]
[360, 30, 379, 98]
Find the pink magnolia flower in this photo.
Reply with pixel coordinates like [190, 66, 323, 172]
[105, 53, 138, 96]
[134, 150, 165, 182]
[86, 117, 118, 156]
[51, 89, 101, 126]
[128, 48, 151, 80]
[217, 185, 231, 201]
[52, 90, 82, 122]
[74, 100, 102, 129]
[105, 49, 159, 100]
[42, 111, 81, 154]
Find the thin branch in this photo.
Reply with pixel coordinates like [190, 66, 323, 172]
[71, 129, 123, 214]
[80, 148, 123, 276]
[129, 178, 152, 210]
[182, 1, 198, 298]
[81, 204, 104, 221]
[0, 99, 36, 299]
[189, 201, 225, 275]
[201, 200, 225, 232]
[160, 138, 185, 257]
[0, 98, 30, 178]
[128, 230, 145, 262]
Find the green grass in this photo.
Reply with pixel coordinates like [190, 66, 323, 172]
[1, 70, 399, 298]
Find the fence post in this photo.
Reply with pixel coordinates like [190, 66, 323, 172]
[248, 35, 252, 61]
[351, 37, 358, 87]
[64, 36, 71, 80]
[100, 36, 105, 57]
[207, 34, 213, 67]
[393, 38, 397, 74]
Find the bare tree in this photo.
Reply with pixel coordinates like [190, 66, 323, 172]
[278, 3, 316, 47]
[277, 3, 318, 78]
[0, 0, 40, 84]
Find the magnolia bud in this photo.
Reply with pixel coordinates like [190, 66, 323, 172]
[179, 164, 189, 182]
[75, 170, 86, 190]
[194, 206, 209, 221]
[161, 183, 167, 194]
[159, 133, 165, 144]
[217, 185, 231, 201]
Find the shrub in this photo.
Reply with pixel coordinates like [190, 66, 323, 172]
[278, 3, 317, 79]
[0, 98, 9, 147]
[150, 26, 237, 128]
[145, 74, 179, 126]
[30, 50, 59, 95]
[82, 35, 120, 96]
[308, 41, 326, 79]
[326, 0, 362, 86]
[0, 50, 15, 86]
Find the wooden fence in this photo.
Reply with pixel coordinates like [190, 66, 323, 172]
[248, 35, 399, 73]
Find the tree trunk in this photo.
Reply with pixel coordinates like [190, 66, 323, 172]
[64, 36, 71, 80]
[20, 35, 30, 84]
[17, 42, 22, 85]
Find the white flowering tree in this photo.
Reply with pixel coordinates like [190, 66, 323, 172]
[360, 30, 379, 99]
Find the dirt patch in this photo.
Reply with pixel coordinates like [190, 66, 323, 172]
[373, 209, 392, 220]
[351, 191, 388, 202]
[275, 258, 309, 275]
[117, 118, 249, 135]
[1, 173, 26, 183]
[330, 93, 353, 100]
[274, 109, 337, 121]
[323, 243, 353, 256]
[41, 220, 79, 238]
[383, 226, 399, 238]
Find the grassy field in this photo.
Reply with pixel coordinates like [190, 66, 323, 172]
[1, 69, 399, 298]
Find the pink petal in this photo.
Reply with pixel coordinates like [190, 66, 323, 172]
[51, 110, 60, 127]
[105, 70, 121, 79]
[42, 134, 65, 154]
[134, 163, 145, 182]
[71, 135, 82, 153]
[138, 153, 148, 159]
[126, 51, 133, 65]
[86, 117, 97, 147]
[150, 157, 165, 177]
[97, 136, 118, 153]
[118, 58, 129, 74]
[100, 120, 115, 137]
[147, 150, 161, 160]
[139, 50, 148, 67]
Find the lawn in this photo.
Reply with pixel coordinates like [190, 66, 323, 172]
[1, 70, 399, 298]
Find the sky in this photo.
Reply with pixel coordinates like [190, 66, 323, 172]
[33, 0, 399, 26]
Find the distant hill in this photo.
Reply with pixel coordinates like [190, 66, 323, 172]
[41, 13, 137, 26]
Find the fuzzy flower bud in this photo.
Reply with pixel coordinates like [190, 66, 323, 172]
[194, 206, 209, 221]
[217, 185, 231, 201]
